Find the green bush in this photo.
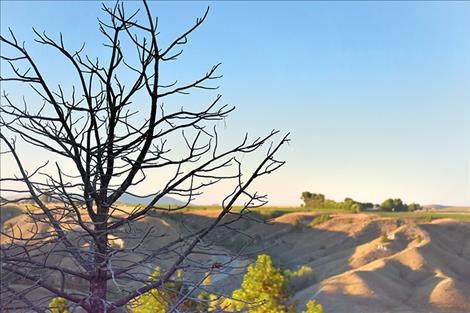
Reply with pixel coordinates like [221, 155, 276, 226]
[379, 232, 389, 243]
[49, 297, 69, 313]
[309, 214, 331, 227]
[207, 293, 222, 312]
[286, 265, 316, 292]
[302, 300, 323, 313]
[351, 203, 362, 214]
[128, 267, 203, 313]
[408, 203, 421, 211]
[416, 234, 423, 243]
[128, 267, 174, 313]
[424, 215, 433, 223]
[223, 254, 295, 313]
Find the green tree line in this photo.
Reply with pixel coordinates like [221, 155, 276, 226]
[300, 192, 373, 212]
[301, 192, 421, 212]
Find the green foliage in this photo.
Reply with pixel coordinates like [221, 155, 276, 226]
[207, 254, 323, 312]
[224, 254, 294, 313]
[290, 265, 313, 277]
[343, 198, 354, 210]
[309, 214, 331, 227]
[416, 234, 423, 243]
[424, 215, 433, 223]
[197, 291, 215, 311]
[302, 300, 323, 313]
[380, 198, 417, 212]
[129, 267, 202, 313]
[363, 202, 374, 210]
[285, 265, 316, 292]
[49, 297, 69, 313]
[301, 192, 372, 213]
[128, 267, 171, 313]
[351, 203, 362, 213]
[408, 203, 421, 211]
[205, 294, 223, 312]
[301, 192, 326, 209]
[380, 198, 394, 211]
[39, 194, 51, 203]
[393, 198, 405, 211]
[196, 274, 222, 312]
[379, 232, 389, 243]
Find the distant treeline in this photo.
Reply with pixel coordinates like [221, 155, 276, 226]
[380, 198, 422, 212]
[301, 192, 422, 212]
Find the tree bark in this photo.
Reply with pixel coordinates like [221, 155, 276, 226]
[89, 220, 108, 313]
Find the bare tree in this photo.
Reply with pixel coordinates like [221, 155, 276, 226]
[0, 1, 288, 312]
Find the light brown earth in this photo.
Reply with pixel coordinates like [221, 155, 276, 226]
[187, 211, 470, 313]
[2, 207, 470, 313]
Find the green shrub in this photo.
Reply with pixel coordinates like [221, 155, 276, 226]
[196, 291, 212, 310]
[49, 297, 69, 313]
[128, 267, 174, 313]
[223, 254, 294, 313]
[302, 300, 323, 313]
[207, 294, 222, 312]
[309, 214, 331, 227]
[424, 215, 433, 223]
[286, 265, 316, 292]
[379, 232, 389, 243]
[351, 203, 361, 214]
[128, 267, 203, 313]
[416, 234, 423, 243]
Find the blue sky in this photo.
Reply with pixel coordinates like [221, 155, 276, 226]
[1, 1, 469, 206]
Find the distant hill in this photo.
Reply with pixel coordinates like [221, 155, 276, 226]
[424, 204, 470, 211]
[1, 193, 186, 207]
[116, 193, 185, 206]
[423, 204, 449, 209]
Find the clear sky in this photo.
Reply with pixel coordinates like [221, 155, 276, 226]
[1, 1, 469, 206]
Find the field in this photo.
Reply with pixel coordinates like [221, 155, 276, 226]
[167, 204, 470, 222]
[3, 202, 470, 222]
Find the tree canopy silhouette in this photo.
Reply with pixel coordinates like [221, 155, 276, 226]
[0, 1, 289, 312]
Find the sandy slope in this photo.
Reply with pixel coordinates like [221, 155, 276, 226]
[291, 218, 470, 313]
[182, 211, 470, 312]
[2, 208, 470, 313]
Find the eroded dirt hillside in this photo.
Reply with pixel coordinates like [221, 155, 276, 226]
[186, 211, 470, 313]
[2, 208, 470, 313]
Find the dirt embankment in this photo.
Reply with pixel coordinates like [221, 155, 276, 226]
[183, 210, 470, 312]
[284, 216, 470, 313]
[3, 208, 470, 313]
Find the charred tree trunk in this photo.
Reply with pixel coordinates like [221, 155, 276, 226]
[89, 219, 108, 313]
